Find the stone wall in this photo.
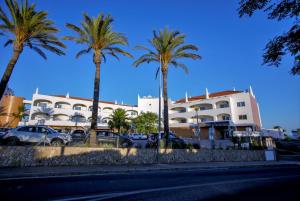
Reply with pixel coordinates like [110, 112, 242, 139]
[0, 146, 266, 167]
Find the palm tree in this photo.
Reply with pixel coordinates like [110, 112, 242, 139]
[64, 13, 132, 145]
[108, 108, 129, 134]
[0, 0, 65, 100]
[134, 27, 201, 147]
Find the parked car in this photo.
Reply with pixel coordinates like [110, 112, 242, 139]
[2, 126, 72, 146]
[96, 131, 133, 148]
[130, 133, 148, 140]
[147, 132, 187, 149]
[70, 129, 88, 143]
[0, 128, 11, 144]
[149, 132, 177, 142]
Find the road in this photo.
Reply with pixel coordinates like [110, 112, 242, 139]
[0, 165, 299, 201]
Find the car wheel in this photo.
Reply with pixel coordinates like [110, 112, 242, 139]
[51, 139, 63, 147]
[6, 137, 20, 146]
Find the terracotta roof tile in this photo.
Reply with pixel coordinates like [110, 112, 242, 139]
[175, 90, 243, 103]
[52, 95, 135, 107]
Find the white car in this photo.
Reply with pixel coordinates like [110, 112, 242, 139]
[3, 126, 72, 146]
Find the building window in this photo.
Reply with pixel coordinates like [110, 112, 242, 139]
[237, 101, 245, 107]
[239, 115, 247, 120]
[55, 104, 62, 109]
[74, 106, 81, 111]
[199, 106, 207, 110]
[38, 102, 47, 108]
[222, 115, 231, 120]
[219, 103, 229, 108]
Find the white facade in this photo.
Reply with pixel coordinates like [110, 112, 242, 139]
[21, 87, 262, 130]
[168, 88, 262, 129]
[22, 89, 138, 128]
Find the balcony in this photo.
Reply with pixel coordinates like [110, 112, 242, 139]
[170, 107, 186, 114]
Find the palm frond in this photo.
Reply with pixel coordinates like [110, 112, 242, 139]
[133, 27, 201, 76]
[40, 44, 65, 56]
[155, 67, 160, 79]
[65, 13, 131, 62]
[31, 46, 47, 59]
[76, 47, 92, 59]
[0, 0, 65, 56]
[3, 39, 13, 47]
[170, 61, 189, 74]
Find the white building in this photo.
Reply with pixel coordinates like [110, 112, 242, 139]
[138, 87, 262, 139]
[20, 87, 262, 139]
[22, 88, 138, 130]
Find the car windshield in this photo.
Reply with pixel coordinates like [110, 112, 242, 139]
[48, 127, 59, 134]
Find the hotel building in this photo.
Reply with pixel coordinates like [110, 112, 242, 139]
[1, 87, 262, 140]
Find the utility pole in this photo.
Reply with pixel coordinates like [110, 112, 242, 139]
[195, 107, 201, 145]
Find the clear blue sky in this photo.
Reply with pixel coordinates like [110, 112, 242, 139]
[0, 0, 299, 131]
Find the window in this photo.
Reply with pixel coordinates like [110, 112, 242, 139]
[74, 106, 81, 111]
[38, 102, 47, 108]
[222, 115, 231, 120]
[18, 127, 29, 132]
[200, 106, 206, 110]
[239, 115, 247, 120]
[18, 126, 36, 132]
[37, 127, 48, 134]
[219, 103, 229, 108]
[237, 101, 246, 107]
[55, 104, 62, 109]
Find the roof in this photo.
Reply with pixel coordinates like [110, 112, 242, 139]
[175, 90, 243, 103]
[52, 95, 136, 107]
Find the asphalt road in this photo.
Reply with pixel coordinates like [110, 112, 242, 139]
[0, 165, 300, 201]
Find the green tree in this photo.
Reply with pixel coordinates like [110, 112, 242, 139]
[133, 27, 201, 147]
[0, 0, 65, 100]
[12, 105, 26, 124]
[64, 13, 132, 145]
[133, 112, 158, 134]
[108, 108, 129, 134]
[238, 0, 300, 75]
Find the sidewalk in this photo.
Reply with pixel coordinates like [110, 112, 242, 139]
[0, 161, 299, 180]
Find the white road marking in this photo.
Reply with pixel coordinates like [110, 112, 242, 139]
[51, 174, 300, 201]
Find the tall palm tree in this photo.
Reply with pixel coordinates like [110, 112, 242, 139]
[64, 13, 132, 145]
[134, 28, 201, 147]
[0, 0, 65, 100]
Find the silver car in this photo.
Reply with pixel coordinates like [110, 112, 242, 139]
[3, 126, 72, 146]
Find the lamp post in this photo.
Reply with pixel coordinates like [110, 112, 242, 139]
[194, 106, 201, 144]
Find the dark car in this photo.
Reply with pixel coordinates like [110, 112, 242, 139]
[70, 129, 88, 143]
[0, 128, 11, 144]
[96, 131, 133, 148]
[147, 132, 187, 149]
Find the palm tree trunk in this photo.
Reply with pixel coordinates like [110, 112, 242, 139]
[90, 51, 101, 146]
[0, 45, 23, 100]
[162, 71, 170, 148]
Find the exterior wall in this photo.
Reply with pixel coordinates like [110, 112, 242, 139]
[24, 93, 138, 129]
[169, 91, 261, 130]
[250, 95, 262, 128]
[0, 96, 24, 128]
[0, 146, 266, 167]
[137, 95, 166, 116]
[18, 88, 262, 132]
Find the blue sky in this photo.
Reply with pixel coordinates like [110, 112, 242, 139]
[0, 0, 299, 131]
